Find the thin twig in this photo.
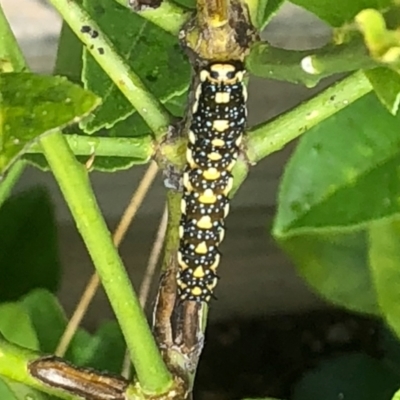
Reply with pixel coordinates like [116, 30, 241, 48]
[139, 204, 169, 307]
[121, 204, 169, 378]
[56, 161, 159, 357]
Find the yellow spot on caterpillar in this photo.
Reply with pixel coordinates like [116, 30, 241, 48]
[179, 225, 184, 238]
[195, 84, 202, 100]
[213, 120, 229, 132]
[183, 172, 193, 191]
[181, 198, 186, 214]
[178, 251, 189, 269]
[242, 84, 248, 101]
[208, 152, 222, 161]
[209, 254, 220, 272]
[199, 189, 217, 204]
[203, 167, 220, 180]
[219, 228, 225, 243]
[208, 64, 245, 84]
[235, 135, 243, 146]
[186, 148, 197, 168]
[224, 203, 230, 218]
[212, 138, 225, 147]
[222, 177, 234, 195]
[209, 64, 236, 83]
[192, 85, 202, 113]
[188, 130, 196, 144]
[177, 278, 187, 289]
[235, 70, 245, 82]
[215, 92, 230, 103]
[197, 215, 213, 229]
[207, 277, 218, 290]
[191, 286, 203, 296]
[200, 70, 210, 82]
[226, 159, 237, 171]
[195, 241, 208, 254]
[193, 266, 205, 278]
[192, 100, 198, 114]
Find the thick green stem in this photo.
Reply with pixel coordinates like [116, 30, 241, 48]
[246, 71, 372, 164]
[114, 0, 190, 35]
[47, 0, 171, 137]
[0, 161, 26, 207]
[28, 133, 153, 160]
[39, 132, 172, 394]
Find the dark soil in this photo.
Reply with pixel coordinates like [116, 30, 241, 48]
[194, 309, 381, 400]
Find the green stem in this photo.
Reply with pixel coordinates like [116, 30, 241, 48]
[0, 161, 26, 207]
[246, 71, 372, 164]
[0, 2, 28, 203]
[0, 3, 27, 72]
[27, 133, 153, 160]
[0, 338, 79, 400]
[39, 132, 172, 394]
[47, 0, 171, 137]
[244, 0, 259, 28]
[114, 0, 190, 35]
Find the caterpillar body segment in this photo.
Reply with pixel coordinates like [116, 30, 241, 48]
[177, 61, 247, 302]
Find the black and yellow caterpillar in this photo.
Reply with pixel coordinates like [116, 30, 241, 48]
[177, 60, 247, 302]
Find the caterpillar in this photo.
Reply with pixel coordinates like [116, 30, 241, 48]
[177, 60, 247, 302]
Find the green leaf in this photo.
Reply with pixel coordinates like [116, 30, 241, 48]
[21, 288, 93, 361]
[273, 93, 400, 313]
[0, 73, 100, 175]
[20, 289, 70, 353]
[274, 94, 400, 235]
[76, 321, 126, 374]
[24, 83, 185, 173]
[290, 0, 391, 27]
[369, 219, 400, 338]
[0, 380, 17, 400]
[1, 379, 50, 400]
[256, 0, 285, 31]
[365, 67, 400, 115]
[53, 21, 83, 83]
[293, 354, 400, 400]
[0, 263, 50, 399]
[105, 89, 187, 138]
[81, 0, 190, 133]
[0, 303, 38, 349]
[0, 188, 60, 302]
[24, 91, 185, 173]
[278, 229, 379, 314]
[246, 43, 318, 86]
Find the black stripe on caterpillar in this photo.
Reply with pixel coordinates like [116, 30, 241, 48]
[177, 61, 247, 302]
